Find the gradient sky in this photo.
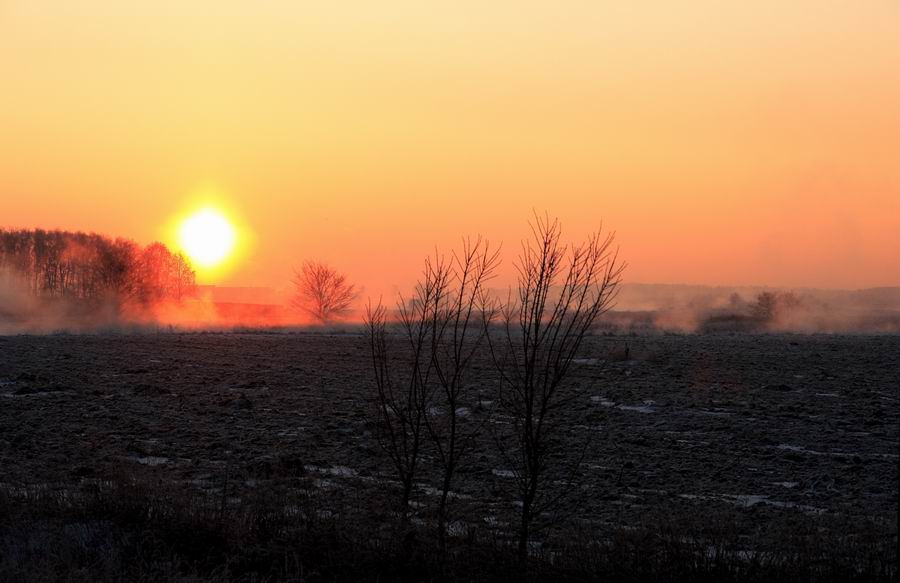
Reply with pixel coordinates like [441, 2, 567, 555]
[2, 1, 899, 294]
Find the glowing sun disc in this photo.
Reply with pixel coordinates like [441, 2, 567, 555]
[178, 209, 236, 268]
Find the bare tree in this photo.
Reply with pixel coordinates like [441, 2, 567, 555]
[292, 261, 357, 323]
[422, 237, 500, 548]
[487, 213, 624, 564]
[366, 240, 500, 544]
[364, 257, 447, 519]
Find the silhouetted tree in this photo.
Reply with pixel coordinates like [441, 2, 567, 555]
[421, 237, 500, 548]
[365, 287, 436, 520]
[366, 239, 499, 540]
[486, 213, 624, 565]
[752, 291, 778, 322]
[292, 261, 357, 323]
[751, 290, 804, 327]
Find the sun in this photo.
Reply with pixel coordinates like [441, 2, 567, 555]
[178, 208, 236, 268]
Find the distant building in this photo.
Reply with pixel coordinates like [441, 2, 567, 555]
[195, 285, 285, 305]
[194, 285, 291, 326]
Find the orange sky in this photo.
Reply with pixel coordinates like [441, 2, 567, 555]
[2, 1, 898, 295]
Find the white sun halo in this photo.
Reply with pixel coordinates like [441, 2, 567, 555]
[178, 209, 236, 267]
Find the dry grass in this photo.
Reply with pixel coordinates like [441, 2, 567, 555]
[1, 476, 895, 583]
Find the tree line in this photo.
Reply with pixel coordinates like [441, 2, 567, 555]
[0, 228, 195, 306]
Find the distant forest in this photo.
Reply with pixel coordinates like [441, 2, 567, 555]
[0, 228, 195, 305]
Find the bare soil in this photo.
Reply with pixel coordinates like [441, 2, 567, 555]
[0, 332, 897, 546]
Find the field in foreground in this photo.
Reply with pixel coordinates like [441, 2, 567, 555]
[0, 332, 897, 582]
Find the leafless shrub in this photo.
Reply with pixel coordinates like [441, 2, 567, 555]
[487, 213, 624, 564]
[291, 260, 358, 323]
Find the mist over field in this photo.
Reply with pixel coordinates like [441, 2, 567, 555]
[3, 268, 899, 335]
[4, 276, 900, 336]
[3, 219, 897, 335]
[608, 284, 900, 334]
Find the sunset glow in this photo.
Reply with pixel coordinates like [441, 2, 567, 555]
[0, 5, 897, 575]
[1, 1, 898, 296]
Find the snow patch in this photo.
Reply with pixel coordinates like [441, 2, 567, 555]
[304, 465, 358, 478]
[591, 396, 656, 413]
[133, 456, 170, 466]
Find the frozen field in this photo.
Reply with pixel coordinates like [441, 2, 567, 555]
[0, 332, 897, 544]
